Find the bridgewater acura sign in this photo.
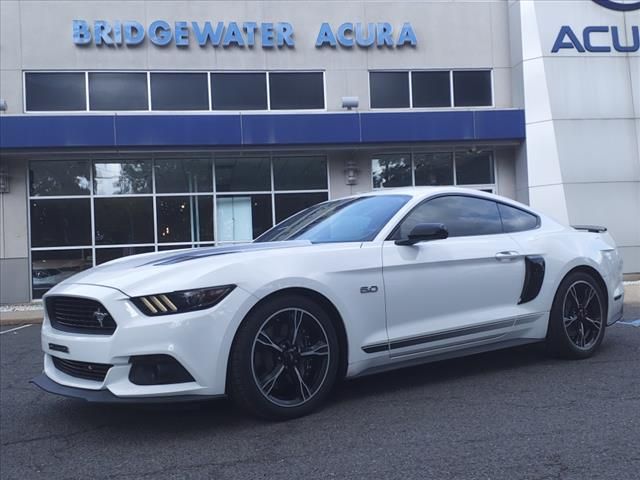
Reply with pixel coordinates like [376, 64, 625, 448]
[72, 20, 418, 48]
[551, 0, 640, 53]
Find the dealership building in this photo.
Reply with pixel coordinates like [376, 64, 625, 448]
[0, 0, 638, 304]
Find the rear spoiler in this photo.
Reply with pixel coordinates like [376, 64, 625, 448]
[572, 225, 607, 233]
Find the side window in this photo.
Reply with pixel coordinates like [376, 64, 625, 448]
[498, 203, 539, 233]
[393, 195, 503, 239]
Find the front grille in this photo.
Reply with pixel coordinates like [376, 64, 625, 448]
[52, 356, 112, 382]
[46, 296, 117, 335]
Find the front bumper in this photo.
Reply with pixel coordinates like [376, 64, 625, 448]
[37, 282, 254, 400]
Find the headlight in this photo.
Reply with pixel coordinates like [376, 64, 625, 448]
[131, 285, 236, 316]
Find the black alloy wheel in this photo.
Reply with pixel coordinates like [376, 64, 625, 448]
[547, 271, 607, 359]
[229, 295, 339, 420]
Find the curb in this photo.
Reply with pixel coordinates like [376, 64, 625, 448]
[1, 284, 639, 327]
[0, 310, 43, 326]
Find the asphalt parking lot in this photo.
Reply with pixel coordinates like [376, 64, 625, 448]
[1, 306, 639, 480]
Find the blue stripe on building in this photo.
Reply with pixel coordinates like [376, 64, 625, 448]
[0, 110, 525, 149]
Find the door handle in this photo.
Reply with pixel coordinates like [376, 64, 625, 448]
[495, 251, 521, 261]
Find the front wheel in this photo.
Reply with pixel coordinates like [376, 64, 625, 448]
[546, 271, 607, 359]
[228, 295, 339, 420]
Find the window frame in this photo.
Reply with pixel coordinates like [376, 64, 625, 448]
[23, 70, 327, 114]
[368, 68, 494, 111]
[386, 193, 540, 241]
[370, 150, 498, 192]
[23, 70, 90, 114]
[267, 71, 327, 111]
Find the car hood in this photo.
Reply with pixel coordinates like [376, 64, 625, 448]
[53, 241, 314, 297]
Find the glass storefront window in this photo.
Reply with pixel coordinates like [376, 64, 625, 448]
[414, 153, 454, 186]
[32, 249, 92, 299]
[93, 161, 152, 195]
[275, 192, 329, 223]
[372, 154, 412, 189]
[372, 151, 495, 190]
[95, 247, 155, 265]
[157, 196, 214, 243]
[154, 158, 213, 193]
[29, 160, 91, 196]
[28, 156, 329, 299]
[94, 197, 154, 245]
[217, 195, 272, 242]
[455, 151, 494, 185]
[30, 199, 91, 247]
[215, 157, 271, 192]
[273, 156, 327, 191]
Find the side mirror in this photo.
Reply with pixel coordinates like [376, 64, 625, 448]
[395, 223, 449, 246]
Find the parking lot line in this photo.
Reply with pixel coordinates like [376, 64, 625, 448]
[0, 324, 33, 335]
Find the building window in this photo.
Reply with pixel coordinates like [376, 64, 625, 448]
[24, 70, 325, 112]
[89, 72, 149, 111]
[217, 195, 273, 242]
[150, 73, 209, 110]
[273, 156, 328, 190]
[154, 158, 213, 193]
[95, 247, 155, 266]
[157, 196, 214, 243]
[411, 71, 451, 108]
[28, 156, 328, 298]
[371, 154, 412, 189]
[32, 250, 93, 300]
[211, 73, 268, 110]
[94, 197, 154, 245]
[29, 160, 91, 196]
[269, 72, 325, 110]
[275, 192, 329, 223]
[372, 151, 495, 191]
[453, 71, 493, 107]
[414, 153, 454, 186]
[215, 157, 271, 192]
[25, 72, 86, 111]
[369, 69, 493, 109]
[369, 72, 410, 109]
[30, 199, 92, 247]
[455, 151, 494, 185]
[93, 160, 152, 195]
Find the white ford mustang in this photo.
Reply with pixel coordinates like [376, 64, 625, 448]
[32, 187, 625, 419]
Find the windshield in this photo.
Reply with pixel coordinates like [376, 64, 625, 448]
[255, 195, 411, 243]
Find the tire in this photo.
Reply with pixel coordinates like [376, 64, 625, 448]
[546, 271, 607, 359]
[228, 294, 340, 420]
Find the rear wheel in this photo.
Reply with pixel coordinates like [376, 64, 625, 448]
[228, 295, 339, 420]
[546, 271, 606, 359]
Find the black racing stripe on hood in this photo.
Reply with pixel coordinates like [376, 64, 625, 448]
[144, 241, 313, 266]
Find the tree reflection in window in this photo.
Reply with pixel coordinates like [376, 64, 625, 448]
[93, 161, 152, 195]
[29, 160, 91, 196]
[372, 154, 412, 189]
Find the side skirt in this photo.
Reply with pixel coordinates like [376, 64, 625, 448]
[351, 338, 541, 379]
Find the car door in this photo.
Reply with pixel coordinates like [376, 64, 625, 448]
[382, 194, 526, 357]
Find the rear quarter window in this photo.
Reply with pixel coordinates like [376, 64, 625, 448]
[498, 203, 539, 233]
